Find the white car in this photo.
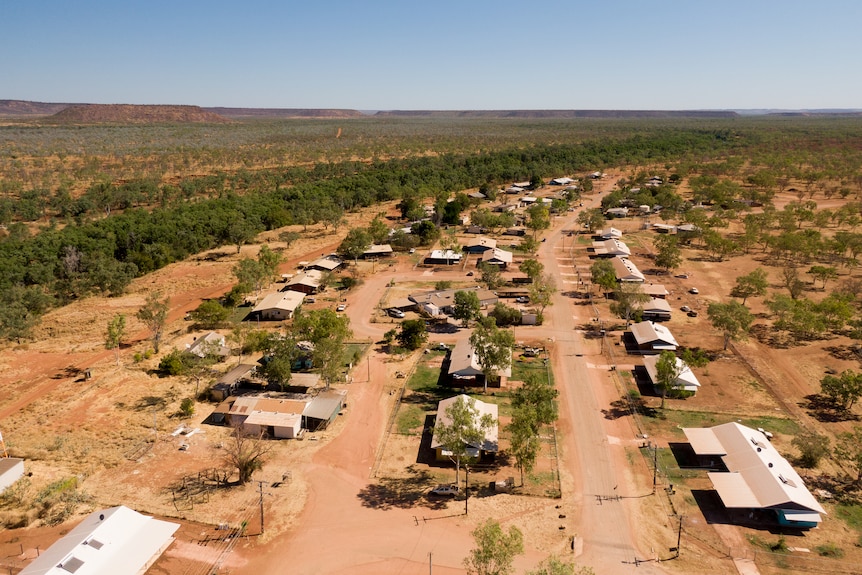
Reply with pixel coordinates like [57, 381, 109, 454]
[429, 484, 459, 497]
[515, 296, 529, 304]
[336, 303, 347, 312]
[387, 308, 405, 318]
[689, 287, 699, 295]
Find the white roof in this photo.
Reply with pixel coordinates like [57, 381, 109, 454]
[598, 227, 623, 239]
[253, 290, 305, 313]
[641, 298, 672, 313]
[592, 239, 631, 257]
[513, 181, 531, 188]
[306, 256, 342, 271]
[19, 506, 179, 575]
[467, 236, 497, 250]
[431, 394, 499, 452]
[363, 244, 393, 256]
[550, 177, 575, 185]
[684, 423, 825, 520]
[630, 321, 679, 349]
[428, 249, 462, 261]
[642, 355, 700, 391]
[485, 248, 513, 264]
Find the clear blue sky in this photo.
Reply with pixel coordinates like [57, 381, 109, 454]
[2, 0, 860, 110]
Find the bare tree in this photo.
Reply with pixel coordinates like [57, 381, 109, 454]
[223, 426, 272, 485]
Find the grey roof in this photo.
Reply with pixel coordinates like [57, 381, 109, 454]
[304, 389, 347, 420]
[447, 338, 511, 378]
[214, 363, 257, 386]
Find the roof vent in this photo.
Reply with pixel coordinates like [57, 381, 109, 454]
[768, 462, 773, 468]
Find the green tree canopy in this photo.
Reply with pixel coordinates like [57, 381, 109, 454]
[730, 268, 769, 305]
[590, 259, 617, 295]
[464, 519, 524, 575]
[397, 319, 428, 350]
[453, 290, 482, 327]
[469, 317, 515, 393]
[821, 370, 862, 412]
[136, 292, 170, 353]
[435, 395, 496, 484]
[706, 300, 754, 350]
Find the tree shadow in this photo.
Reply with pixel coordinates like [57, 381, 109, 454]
[135, 395, 168, 411]
[800, 394, 859, 423]
[356, 465, 440, 510]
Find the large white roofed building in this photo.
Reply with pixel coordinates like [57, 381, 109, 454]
[683, 423, 826, 528]
[19, 505, 179, 575]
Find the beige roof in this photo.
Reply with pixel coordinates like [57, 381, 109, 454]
[287, 269, 324, 289]
[253, 290, 305, 313]
[630, 321, 678, 349]
[245, 411, 302, 428]
[598, 227, 623, 239]
[431, 394, 499, 452]
[467, 236, 497, 250]
[611, 257, 644, 282]
[410, 287, 497, 309]
[229, 396, 309, 416]
[684, 423, 825, 519]
[641, 298, 672, 313]
[638, 284, 669, 297]
[363, 244, 393, 256]
[306, 256, 342, 271]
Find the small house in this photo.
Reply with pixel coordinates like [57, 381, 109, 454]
[481, 248, 513, 269]
[611, 257, 645, 283]
[605, 207, 629, 218]
[361, 244, 393, 259]
[285, 269, 324, 295]
[464, 237, 497, 254]
[186, 331, 229, 358]
[210, 363, 258, 401]
[424, 249, 462, 265]
[253, 291, 305, 320]
[640, 298, 672, 322]
[591, 239, 631, 258]
[596, 227, 623, 240]
[628, 321, 679, 354]
[446, 338, 511, 388]
[305, 256, 343, 273]
[431, 394, 499, 462]
[550, 177, 575, 186]
[642, 354, 699, 394]
[303, 389, 347, 431]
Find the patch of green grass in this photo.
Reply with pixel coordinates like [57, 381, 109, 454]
[227, 305, 253, 323]
[643, 410, 799, 439]
[815, 543, 844, 558]
[511, 357, 554, 385]
[407, 363, 443, 395]
[396, 404, 427, 435]
[342, 343, 370, 367]
[835, 503, 862, 531]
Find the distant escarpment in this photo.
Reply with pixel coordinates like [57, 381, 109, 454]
[47, 104, 232, 124]
[373, 109, 739, 119]
[204, 107, 364, 119]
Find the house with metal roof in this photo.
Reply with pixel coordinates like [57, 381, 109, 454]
[409, 287, 497, 317]
[210, 363, 258, 401]
[424, 249, 462, 265]
[303, 389, 347, 431]
[596, 227, 623, 240]
[285, 269, 324, 295]
[683, 422, 826, 528]
[639, 298, 672, 322]
[611, 257, 645, 282]
[186, 331, 230, 358]
[305, 255, 343, 272]
[446, 337, 511, 388]
[642, 354, 699, 395]
[362, 244, 393, 259]
[591, 239, 631, 258]
[481, 248, 514, 269]
[253, 291, 305, 320]
[638, 284, 670, 298]
[18, 505, 178, 575]
[628, 321, 678, 354]
[431, 394, 499, 461]
[464, 236, 497, 254]
[550, 177, 575, 186]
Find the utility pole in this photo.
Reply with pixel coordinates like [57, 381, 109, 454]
[256, 480, 270, 534]
[429, 551, 432, 575]
[464, 465, 469, 515]
[653, 444, 658, 494]
[676, 515, 684, 558]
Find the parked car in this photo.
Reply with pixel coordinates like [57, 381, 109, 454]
[435, 342, 448, 351]
[516, 296, 530, 304]
[387, 308, 405, 318]
[680, 305, 691, 313]
[466, 271, 474, 276]
[687, 310, 699, 317]
[336, 303, 347, 312]
[429, 484, 459, 497]
[689, 287, 699, 294]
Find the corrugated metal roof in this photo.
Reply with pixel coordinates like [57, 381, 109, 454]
[431, 394, 499, 452]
